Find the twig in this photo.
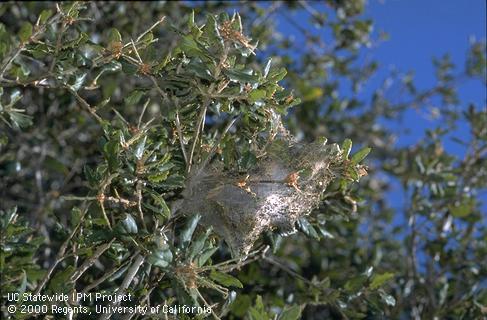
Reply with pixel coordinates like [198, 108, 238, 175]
[81, 261, 131, 294]
[186, 44, 230, 173]
[150, 76, 189, 165]
[196, 289, 221, 320]
[0, 10, 62, 78]
[149, 76, 170, 102]
[198, 116, 239, 175]
[66, 87, 104, 124]
[70, 239, 115, 282]
[62, 195, 136, 207]
[187, 98, 210, 174]
[263, 255, 317, 287]
[200, 245, 266, 272]
[175, 109, 188, 164]
[49, 4, 67, 72]
[130, 39, 143, 63]
[100, 253, 145, 320]
[137, 98, 150, 129]
[135, 17, 166, 43]
[34, 204, 89, 295]
[136, 181, 148, 231]
[0, 45, 25, 80]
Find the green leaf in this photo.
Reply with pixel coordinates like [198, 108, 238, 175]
[149, 193, 171, 219]
[344, 274, 367, 292]
[180, 214, 201, 247]
[103, 139, 120, 171]
[210, 270, 243, 288]
[179, 35, 208, 59]
[302, 87, 323, 101]
[159, 174, 185, 189]
[121, 59, 139, 75]
[449, 199, 474, 218]
[188, 227, 212, 262]
[9, 90, 22, 106]
[249, 89, 267, 103]
[248, 295, 270, 320]
[9, 111, 33, 129]
[102, 60, 122, 72]
[201, 14, 224, 51]
[231, 295, 252, 317]
[196, 247, 218, 267]
[379, 290, 396, 306]
[107, 28, 122, 43]
[39, 9, 53, 24]
[240, 150, 257, 170]
[267, 67, 287, 82]
[317, 225, 335, 239]
[278, 305, 302, 320]
[369, 272, 394, 290]
[266, 231, 283, 254]
[188, 59, 214, 80]
[69, 73, 87, 92]
[70, 207, 82, 228]
[188, 10, 196, 29]
[148, 247, 173, 268]
[48, 266, 75, 293]
[351, 147, 371, 164]
[18, 22, 33, 43]
[342, 139, 352, 159]
[224, 68, 260, 84]
[125, 90, 146, 105]
[134, 136, 146, 160]
[115, 214, 138, 235]
[148, 162, 175, 180]
[140, 31, 153, 45]
[297, 217, 320, 239]
[18, 270, 27, 298]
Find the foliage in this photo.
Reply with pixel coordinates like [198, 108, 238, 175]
[0, 2, 485, 320]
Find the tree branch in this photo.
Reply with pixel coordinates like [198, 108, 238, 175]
[70, 239, 115, 283]
[34, 203, 89, 295]
[100, 253, 145, 320]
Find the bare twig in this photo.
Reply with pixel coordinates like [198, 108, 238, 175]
[34, 204, 89, 295]
[175, 109, 188, 164]
[198, 116, 239, 174]
[100, 253, 145, 320]
[263, 255, 317, 287]
[200, 245, 267, 273]
[82, 260, 131, 294]
[136, 181, 148, 231]
[196, 289, 221, 320]
[137, 98, 150, 129]
[70, 239, 115, 282]
[66, 87, 104, 124]
[130, 39, 143, 63]
[62, 195, 136, 207]
[135, 17, 166, 43]
[187, 98, 210, 174]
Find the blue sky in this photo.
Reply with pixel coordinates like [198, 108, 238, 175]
[358, 0, 486, 215]
[272, 0, 485, 151]
[364, 0, 486, 152]
[270, 0, 486, 228]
